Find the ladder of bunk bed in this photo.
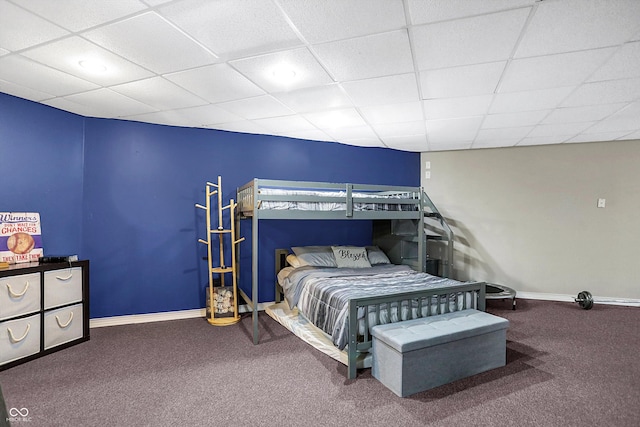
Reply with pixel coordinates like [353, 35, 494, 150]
[422, 191, 454, 278]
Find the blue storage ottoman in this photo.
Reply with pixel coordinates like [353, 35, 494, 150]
[371, 309, 509, 397]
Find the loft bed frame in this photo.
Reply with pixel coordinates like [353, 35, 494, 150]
[236, 178, 486, 378]
[237, 179, 424, 339]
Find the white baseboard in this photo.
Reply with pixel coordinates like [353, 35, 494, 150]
[90, 293, 640, 328]
[89, 302, 273, 329]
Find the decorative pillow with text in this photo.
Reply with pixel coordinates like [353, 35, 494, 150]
[331, 246, 371, 268]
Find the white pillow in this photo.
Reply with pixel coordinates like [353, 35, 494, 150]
[285, 254, 302, 268]
[331, 246, 371, 268]
[291, 246, 337, 267]
[366, 246, 391, 265]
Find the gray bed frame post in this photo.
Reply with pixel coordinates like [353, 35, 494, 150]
[419, 187, 425, 272]
[251, 179, 260, 345]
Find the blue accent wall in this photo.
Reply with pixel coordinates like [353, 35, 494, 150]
[1, 93, 420, 318]
[0, 93, 84, 256]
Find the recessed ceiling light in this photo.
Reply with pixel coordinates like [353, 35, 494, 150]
[271, 64, 297, 84]
[78, 59, 107, 73]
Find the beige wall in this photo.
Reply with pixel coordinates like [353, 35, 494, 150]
[421, 139, 640, 301]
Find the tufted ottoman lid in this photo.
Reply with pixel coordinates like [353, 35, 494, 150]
[371, 309, 509, 352]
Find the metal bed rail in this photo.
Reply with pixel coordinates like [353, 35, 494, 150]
[237, 178, 422, 218]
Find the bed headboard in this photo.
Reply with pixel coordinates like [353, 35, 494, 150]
[275, 248, 290, 303]
[275, 248, 289, 274]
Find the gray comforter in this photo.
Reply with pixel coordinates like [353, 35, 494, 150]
[280, 264, 466, 349]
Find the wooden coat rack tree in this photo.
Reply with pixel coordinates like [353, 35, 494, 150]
[196, 176, 244, 326]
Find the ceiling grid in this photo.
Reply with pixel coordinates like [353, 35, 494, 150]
[0, 0, 639, 151]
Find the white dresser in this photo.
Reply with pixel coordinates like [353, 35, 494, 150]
[0, 260, 89, 370]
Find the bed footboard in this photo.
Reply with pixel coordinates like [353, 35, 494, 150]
[346, 282, 486, 379]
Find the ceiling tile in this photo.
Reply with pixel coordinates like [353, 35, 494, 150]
[230, 48, 333, 93]
[14, 0, 147, 32]
[412, 8, 530, 70]
[527, 122, 594, 138]
[278, 0, 406, 44]
[420, 61, 506, 99]
[21, 36, 154, 86]
[407, 0, 535, 24]
[372, 121, 425, 138]
[360, 101, 423, 125]
[426, 116, 483, 144]
[515, 0, 640, 58]
[429, 141, 473, 151]
[0, 55, 98, 96]
[341, 73, 419, 107]
[273, 84, 353, 113]
[482, 110, 549, 129]
[41, 96, 106, 117]
[561, 78, 640, 107]
[210, 120, 269, 135]
[517, 136, 572, 146]
[567, 131, 634, 143]
[303, 108, 367, 129]
[312, 30, 414, 81]
[0, 77, 57, 101]
[499, 48, 616, 93]
[423, 95, 493, 120]
[170, 104, 244, 126]
[542, 103, 627, 125]
[280, 129, 334, 142]
[380, 134, 428, 152]
[338, 137, 386, 148]
[142, 0, 173, 5]
[165, 63, 264, 104]
[490, 86, 575, 114]
[472, 139, 521, 149]
[110, 76, 207, 110]
[475, 126, 533, 141]
[253, 115, 317, 134]
[83, 12, 217, 74]
[217, 95, 295, 120]
[125, 104, 242, 127]
[588, 41, 640, 82]
[324, 124, 379, 141]
[61, 88, 157, 117]
[616, 129, 640, 139]
[584, 102, 640, 133]
[0, 1, 68, 51]
[159, 0, 301, 59]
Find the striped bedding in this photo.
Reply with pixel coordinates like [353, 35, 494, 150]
[259, 188, 416, 211]
[279, 264, 468, 350]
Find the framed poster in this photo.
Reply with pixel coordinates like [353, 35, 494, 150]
[0, 212, 43, 264]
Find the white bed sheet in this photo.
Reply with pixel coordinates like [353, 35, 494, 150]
[265, 301, 371, 369]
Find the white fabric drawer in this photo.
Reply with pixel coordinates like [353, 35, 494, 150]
[0, 314, 41, 365]
[0, 272, 41, 320]
[44, 304, 83, 350]
[44, 268, 83, 309]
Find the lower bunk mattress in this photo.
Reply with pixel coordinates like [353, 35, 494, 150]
[265, 302, 372, 369]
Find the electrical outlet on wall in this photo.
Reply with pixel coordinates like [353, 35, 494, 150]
[597, 198, 606, 208]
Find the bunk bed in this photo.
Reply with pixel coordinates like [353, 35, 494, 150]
[236, 178, 486, 379]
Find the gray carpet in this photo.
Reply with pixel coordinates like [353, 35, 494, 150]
[1, 299, 638, 427]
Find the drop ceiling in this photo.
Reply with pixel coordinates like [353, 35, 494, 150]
[1, 0, 640, 152]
